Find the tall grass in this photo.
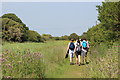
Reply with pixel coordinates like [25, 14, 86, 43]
[1, 40, 118, 78]
[2, 41, 69, 78]
[87, 42, 118, 78]
[2, 49, 45, 78]
[0, 38, 2, 79]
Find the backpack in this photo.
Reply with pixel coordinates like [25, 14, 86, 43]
[82, 41, 87, 48]
[69, 42, 75, 50]
[87, 41, 90, 48]
[76, 41, 81, 52]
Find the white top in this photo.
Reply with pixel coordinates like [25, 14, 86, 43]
[74, 41, 82, 48]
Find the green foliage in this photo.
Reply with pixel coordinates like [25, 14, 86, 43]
[2, 13, 28, 30]
[2, 41, 118, 78]
[81, 32, 87, 40]
[53, 35, 69, 40]
[2, 13, 22, 23]
[2, 49, 45, 78]
[52, 33, 79, 41]
[2, 18, 25, 42]
[27, 30, 43, 42]
[1, 13, 44, 42]
[61, 35, 69, 40]
[2, 41, 68, 78]
[96, 2, 120, 31]
[81, 2, 120, 44]
[68, 33, 79, 40]
[88, 42, 118, 78]
[42, 34, 53, 41]
[53, 37, 61, 40]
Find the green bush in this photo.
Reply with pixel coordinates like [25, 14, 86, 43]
[27, 30, 44, 42]
[68, 33, 79, 40]
[42, 34, 53, 41]
[2, 13, 27, 29]
[2, 18, 26, 42]
[61, 35, 69, 40]
[1, 13, 45, 42]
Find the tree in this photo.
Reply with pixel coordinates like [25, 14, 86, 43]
[1, 13, 30, 42]
[96, 1, 120, 40]
[27, 30, 43, 42]
[42, 34, 53, 41]
[2, 18, 25, 42]
[61, 35, 69, 40]
[97, 2, 120, 31]
[68, 33, 79, 40]
[53, 37, 61, 40]
[1, 13, 45, 42]
[81, 32, 87, 40]
[2, 13, 29, 30]
[82, 1, 120, 44]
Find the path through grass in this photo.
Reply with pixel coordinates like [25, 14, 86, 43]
[2, 41, 118, 78]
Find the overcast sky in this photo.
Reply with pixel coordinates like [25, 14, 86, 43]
[2, 2, 102, 36]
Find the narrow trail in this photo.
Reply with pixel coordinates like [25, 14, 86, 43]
[45, 42, 118, 78]
[59, 61, 91, 78]
[58, 44, 118, 78]
[52, 54, 92, 78]
[60, 64, 83, 78]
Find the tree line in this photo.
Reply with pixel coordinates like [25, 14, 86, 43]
[80, 1, 120, 45]
[0, 13, 43, 42]
[0, 13, 81, 42]
[1, 1, 120, 43]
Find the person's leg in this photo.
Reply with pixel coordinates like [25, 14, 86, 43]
[69, 54, 72, 63]
[81, 51, 85, 64]
[85, 48, 89, 64]
[81, 51, 83, 64]
[78, 55, 81, 64]
[78, 55, 81, 66]
[69, 50, 72, 63]
[76, 58, 78, 64]
[75, 52, 78, 64]
[82, 56, 84, 64]
[71, 51, 74, 63]
[69, 50, 74, 65]
[85, 52, 87, 63]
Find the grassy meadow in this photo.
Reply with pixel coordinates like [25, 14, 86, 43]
[1, 40, 119, 78]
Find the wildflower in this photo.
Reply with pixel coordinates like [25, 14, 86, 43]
[0, 54, 2, 57]
[99, 68, 103, 72]
[0, 58, 6, 63]
[100, 58, 104, 62]
[108, 66, 112, 69]
[4, 53, 8, 55]
[18, 61, 22, 64]
[6, 64, 12, 68]
[5, 76, 12, 79]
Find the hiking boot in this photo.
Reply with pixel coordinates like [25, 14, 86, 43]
[81, 63, 85, 65]
[70, 62, 74, 65]
[78, 64, 81, 66]
[78, 62, 81, 66]
[86, 62, 89, 64]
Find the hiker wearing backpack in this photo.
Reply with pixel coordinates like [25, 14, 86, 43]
[81, 38, 88, 65]
[74, 39, 82, 66]
[67, 39, 75, 65]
